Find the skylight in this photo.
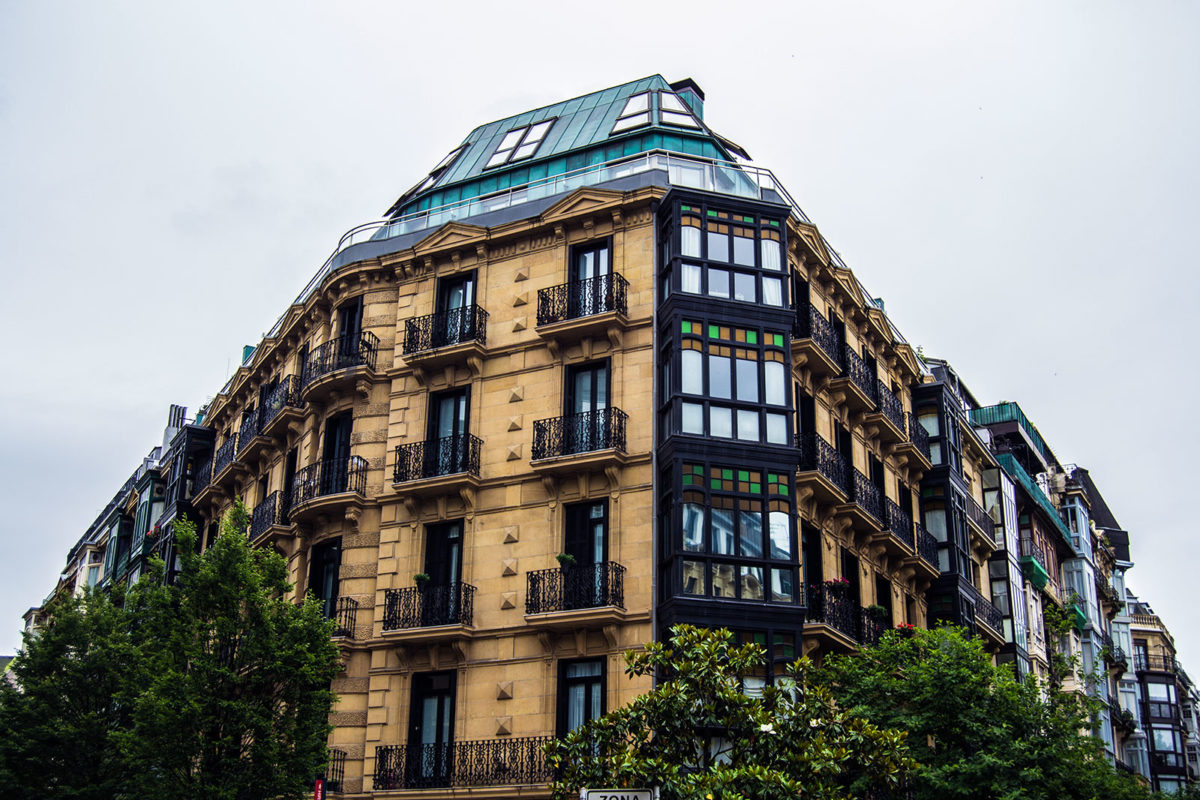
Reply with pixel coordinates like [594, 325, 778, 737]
[611, 92, 651, 134]
[485, 119, 556, 168]
[660, 92, 700, 128]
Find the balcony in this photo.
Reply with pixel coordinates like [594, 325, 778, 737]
[210, 434, 241, 487]
[974, 595, 1005, 644]
[301, 333, 379, 402]
[876, 498, 915, 556]
[791, 303, 841, 379]
[258, 375, 304, 440]
[374, 736, 552, 791]
[893, 412, 933, 473]
[288, 456, 368, 523]
[192, 457, 213, 498]
[864, 379, 905, 444]
[525, 562, 626, 629]
[827, 344, 876, 414]
[531, 407, 628, 475]
[536, 273, 629, 346]
[908, 521, 941, 578]
[327, 749, 346, 793]
[249, 490, 292, 545]
[401, 306, 487, 371]
[965, 494, 997, 547]
[1110, 699, 1136, 733]
[237, 409, 264, 459]
[1135, 653, 1178, 674]
[795, 432, 850, 504]
[332, 596, 358, 639]
[805, 582, 859, 646]
[382, 583, 475, 643]
[835, 469, 883, 536]
[1019, 538, 1051, 591]
[392, 434, 482, 497]
[859, 608, 888, 646]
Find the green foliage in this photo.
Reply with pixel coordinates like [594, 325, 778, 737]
[548, 624, 915, 800]
[818, 626, 1151, 800]
[0, 501, 342, 800]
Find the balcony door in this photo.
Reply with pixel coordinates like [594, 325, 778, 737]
[436, 272, 475, 348]
[566, 361, 609, 454]
[407, 672, 456, 787]
[308, 538, 341, 620]
[338, 295, 364, 362]
[423, 521, 463, 625]
[564, 500, 608, 609]
[428, 389, 469, 475]
[570, 241, 610, 317]
[321, 412, 352, 495]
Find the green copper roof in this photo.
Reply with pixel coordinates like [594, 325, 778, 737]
[385, 75, 738, 218]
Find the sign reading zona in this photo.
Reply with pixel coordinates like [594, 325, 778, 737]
[580, 790, 658, 800]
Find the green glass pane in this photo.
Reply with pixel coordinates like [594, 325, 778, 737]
[746, 331, 757, 344]
[750, 484, 762, 494]
[723, 469, 734, 480]
[711, 479, 722, 490]
[707, 209, 718, 217]
[708, 325, 719, 339]
[738, 470, 749, 481]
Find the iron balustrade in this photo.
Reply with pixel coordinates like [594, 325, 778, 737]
[1019, 537, 1049, 573]
[375, 736, 553, 790]
[261, 375, 302, 428]
[1135, 653, 1178, 673]
[882, 498, 914, 549]
[1110, 645, 1129, 668]
[393, 434, 483, 483]
[327, 749, 346, 792]
[290, 456, 368, 509]
[403, 306, 488, 354]
[792, 303, 841, 366]
[965, 494, 997, 542]
[249, 490, 290, 539]
[382, 583, 476, 630]
[302, 332, 380, 388]
[873, 379, 905, 431]
[915, 522, 939, 566]
[237, 410, 262, 453]
[850, 469, 883, 522]
[795, 432, 850, 494]
[212, 435, 239, 477]
[905, 412, 931, 459]
[860, 608, 888, 645]
[806, 582, 858, 640]
[841, 344, 876, 403]
[193, 457, 212, 494]
[975, 596, 1004, 633]
[525, 562, 625, 614]
[332, 597, 358, 639]
[532, 407, 627, 460]
[537, 273, 628, 326]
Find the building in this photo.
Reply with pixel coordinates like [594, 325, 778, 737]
[19, 75, 1197, 796]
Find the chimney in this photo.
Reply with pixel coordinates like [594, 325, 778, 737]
[670, 78, 705, 121]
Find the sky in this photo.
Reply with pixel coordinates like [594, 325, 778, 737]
[1, 1, 1197, 666]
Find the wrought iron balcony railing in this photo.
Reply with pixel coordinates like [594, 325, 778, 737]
[260, 375, 301, 429]
[850, 469, 882, 522]
[403, 306, 488, 355]
[302, 332, 380, 388]
[532, 407, 627, 460]
[290, 456, 368, 509]
[1019, 538, 1049, 572]
[393, 434, 482, 483]
[327, 749, 346, 793]
[212, 434, 239, 477]
[806, 582, 858, 640]
[841, 344, 876, 403]
[382, 583, 476, 630]
[860, 608, 888, 646]
[795, 432, 850, 493]
[193, 457, 213, 495]
[332, 596, 358, 639]
[537, 273, 628, 326]
[915, 521, 939, 567]
[965, 494, 997, 542]
[873, 379, 905, 431]
[249, 490, 290, 539]
[1135, 653, 1178, 673]
[237, 410, 262, 454]
[792, 303, 840, 366]
[526, 561, 625, 614]
[1110, 645, 1129, 668]
[882, 498, 914, 549]
[905, 412, 931, 459]
[374, 736, 553, 790]
[975, 595, 1004, 633]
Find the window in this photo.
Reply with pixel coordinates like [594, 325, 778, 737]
[659, 91, 701, 128]
[673, 206, 785, 306]
[678, 462, 796, 603]
[558, 659, 605, 735]
[428, 388, 470, 474]
[732, 630, 797, 694]
[564, 361, 611, 453]
[407, 672, 456, 784]
[485, 118, 555, 168]
[568, 240, 614, 318]
[308, 538, 342, 620]
[676, 320, 789, 444]
[433, 271, 478, 348]
[611, 92, 650, 133]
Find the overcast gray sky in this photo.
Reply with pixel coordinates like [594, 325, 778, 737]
[2, 1, 1197, 667]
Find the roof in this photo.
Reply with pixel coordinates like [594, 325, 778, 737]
[385, 75, 740, 218]
[1073, 467, 1123, 531]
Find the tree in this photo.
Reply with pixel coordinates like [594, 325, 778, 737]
[548, 624, 915, 800]
[817, 625, 1150, 800]
[0, 501, 342, 800]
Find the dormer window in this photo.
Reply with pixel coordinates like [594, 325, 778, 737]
[611, 92, 651, 134]
[485, 119, 555, 168]
[660, 91, 700, 128]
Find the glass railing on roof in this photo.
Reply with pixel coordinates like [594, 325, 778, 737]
[969, 402, 1053, 463]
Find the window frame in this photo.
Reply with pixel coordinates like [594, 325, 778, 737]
[557, 657, 606, 737]
[484, 118, 557, 169]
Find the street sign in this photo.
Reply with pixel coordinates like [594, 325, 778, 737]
[580, 790, 658, 800]
[313, 777, 325, 800]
